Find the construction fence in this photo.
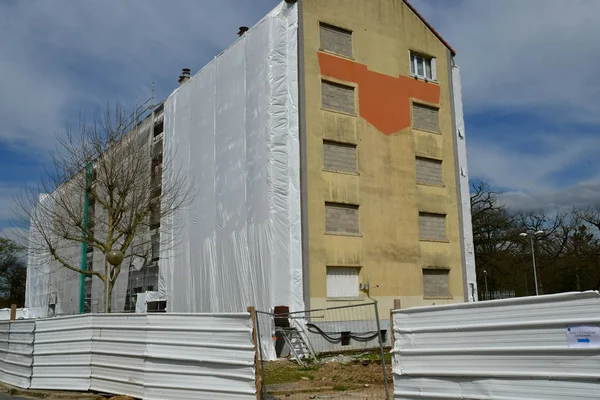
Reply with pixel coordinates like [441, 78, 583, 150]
[0, 313, 257, 400]
[253, 302, 391, 399]
[391, 291, 600, 400]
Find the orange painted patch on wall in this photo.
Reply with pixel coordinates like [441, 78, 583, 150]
[318, 52, 440, 135]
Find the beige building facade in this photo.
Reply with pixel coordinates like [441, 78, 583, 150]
[297, 0, 472, 314]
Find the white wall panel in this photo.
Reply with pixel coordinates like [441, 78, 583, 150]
[143, 314, 255, 400]
[2, 320, 34, 388]
[89, 314, 147, 398]
[31, 315, 92, 391]
[2, 313, 256, 400]
[392, 291, 600, 399]
[326, 267, 359, 298]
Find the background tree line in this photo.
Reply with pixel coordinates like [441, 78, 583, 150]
[471, 180, 600, 298]
[0, 238, 26, 308]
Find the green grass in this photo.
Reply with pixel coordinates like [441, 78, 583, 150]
[264, 362, 321, 385]
[356, 349, 392, 364]
[333, 385, 348, 391]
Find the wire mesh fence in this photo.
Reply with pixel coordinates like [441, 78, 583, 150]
[253, 302, 391, 400]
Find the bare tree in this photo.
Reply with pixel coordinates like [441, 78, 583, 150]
[14, 103, 193, 312]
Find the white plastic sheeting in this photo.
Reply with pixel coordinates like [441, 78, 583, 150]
[451, 65, 477, 302]
[1, 313, 256, 399]
[160, 1, 302, 314]
[452, 65, 478, 302]
[392, 291, 600, 399]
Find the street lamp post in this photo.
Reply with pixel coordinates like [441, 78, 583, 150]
[519, 230, 543, 296]
[483, 270, 489, 299]
[105, 249, 124, 313]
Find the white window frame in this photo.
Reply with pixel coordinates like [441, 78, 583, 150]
[326, 266, 360, 298]
[410, 52, 437, 81]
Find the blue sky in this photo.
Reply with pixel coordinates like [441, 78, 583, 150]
[1, 0, 599, 238]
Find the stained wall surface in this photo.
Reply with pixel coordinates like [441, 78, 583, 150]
[300, 0, 465, 314]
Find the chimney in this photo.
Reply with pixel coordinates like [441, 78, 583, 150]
[237, 26, 249, 37]
[178, 68, 191, 86]
[284, 0, 297, 3]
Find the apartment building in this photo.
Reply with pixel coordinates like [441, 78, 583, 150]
[26, 0, 476, 318]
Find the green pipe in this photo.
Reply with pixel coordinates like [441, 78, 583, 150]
[79, 162, 93, 314]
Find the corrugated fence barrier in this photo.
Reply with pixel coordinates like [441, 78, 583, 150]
[392, 291, 600, 400]
[0, 313, 256, 400]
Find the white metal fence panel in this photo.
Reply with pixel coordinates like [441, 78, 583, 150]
[0, 321, 9, 385]
[143, 314, 256, 400]
[392, 291, 600, 400]
[31, 315, 93, 390]
[3, 320, 34, 388]
[90, 314, 147, 398]
[1, 313, 256, 400]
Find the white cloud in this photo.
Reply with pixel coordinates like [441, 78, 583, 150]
[0, 0, 280, 155]
[500, 180, 600, 211]
[413, 0, 600, 122]
[411, 0, 600, 211]
[467, 132, 600, 191]
[0, 184, 21, 222]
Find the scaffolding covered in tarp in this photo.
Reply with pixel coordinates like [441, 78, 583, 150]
[451, 65, 478, 302]
[25, 1, 301, 319]
[160, 1, 302, 314]
[25, 102, 159, 318]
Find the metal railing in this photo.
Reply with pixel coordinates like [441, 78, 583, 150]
[252, 302, 391, 399]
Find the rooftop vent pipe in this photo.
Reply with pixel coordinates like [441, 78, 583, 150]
[178, 68, 191, 86]
[238, 26, 249, 37]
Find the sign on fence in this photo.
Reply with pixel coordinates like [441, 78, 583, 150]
[566, 325, 600, 348]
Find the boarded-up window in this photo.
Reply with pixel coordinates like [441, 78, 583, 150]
[322, 81, 355, 114]
[413, 103, 440, 132]
[419, 212, 446, 240]
[323, 141, 357, 173]
[423, 269, 450, 297]
[320, 23, 352, 58]
[416, 157, 442, 186]
[325, 202, 359, 234]
[327, 267, 359, 298]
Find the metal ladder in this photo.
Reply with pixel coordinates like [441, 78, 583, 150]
[278, 324, 318, 366]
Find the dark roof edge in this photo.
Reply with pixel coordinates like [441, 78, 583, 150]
[403, 0, 456, 56]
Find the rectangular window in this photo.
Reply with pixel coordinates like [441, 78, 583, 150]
[151, 232, 160, 261]
[325, 202, 359, 234]
[320, 23, 352, 58]
[327, 267, 359, 298]
[323, 140, 357, 173]
[322, 81, 355, 114]
[415, 157, 443, 186]
[410, 53, 436, 80]
[412, 103, 440, 132]
[150, 197, 161, 229]
[423, 268, 450, 297]
[419, 212, 446, 241]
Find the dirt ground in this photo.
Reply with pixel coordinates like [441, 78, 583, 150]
[0, 383, 130, 400]
[263, 352, 393, 399]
